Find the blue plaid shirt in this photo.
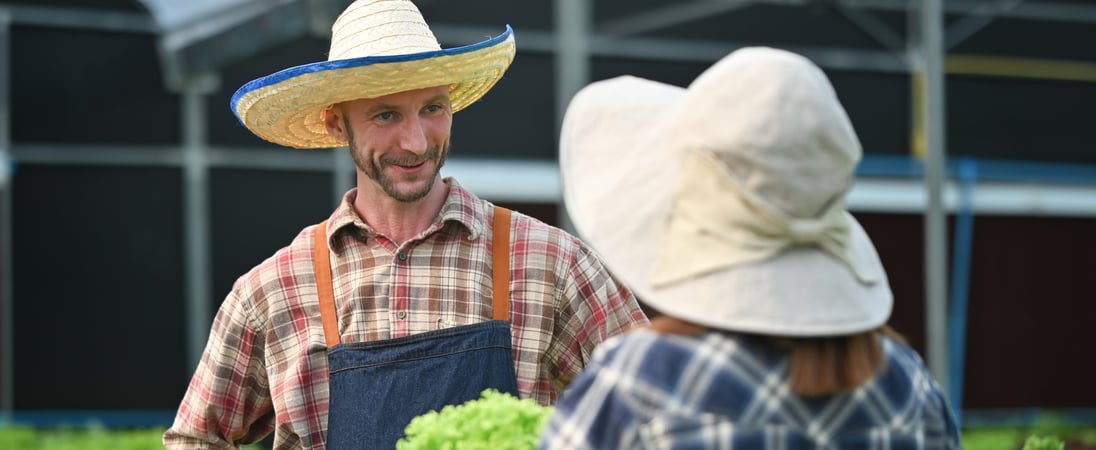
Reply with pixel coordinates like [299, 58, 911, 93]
[539, 329, 961, 450]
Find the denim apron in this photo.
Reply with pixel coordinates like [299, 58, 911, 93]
[313, 207, 519, 450]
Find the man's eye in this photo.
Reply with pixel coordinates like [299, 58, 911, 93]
[375, 111, 396, 121]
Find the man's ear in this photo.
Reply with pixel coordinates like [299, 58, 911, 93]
[323, 105, 348, 143]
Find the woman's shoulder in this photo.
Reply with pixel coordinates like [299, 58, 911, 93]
[594, 328, 711, 360]
[590, 329, 752, 387]
[880, 335, 934, 378]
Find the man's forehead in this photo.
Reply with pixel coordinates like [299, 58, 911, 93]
[340, 86, 451, 109]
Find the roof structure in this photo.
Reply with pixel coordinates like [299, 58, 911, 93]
[136, 0, 1096, 86]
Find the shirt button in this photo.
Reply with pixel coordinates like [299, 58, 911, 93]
[397, 251, 408, 261]
[396, 311, 407, 320]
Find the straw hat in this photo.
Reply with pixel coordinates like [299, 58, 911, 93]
[230, 0, 516, 149]
[560, 47, 893, 336]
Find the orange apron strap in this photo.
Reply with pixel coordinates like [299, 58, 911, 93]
[314, 220, 341, 348]
[492, 207, 512, 321]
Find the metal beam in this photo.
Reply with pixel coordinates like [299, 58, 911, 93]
[0, 8, 13, 416]
[594, 33, 910, 72]
[945, 0, 1025, 50]
[10, 145, 181, 167]
[9, 145, 326, 171]
[554, 0, 591, 233]
[849, 178, 1096, 218]
[433, 25, 910, 73]
[554, 0, 591, 134]
[830, 0, 1096, 24]
[919, 0, 951, 400]
[440, 159, 562, 203]
[157, 0, 298, 53]
[11, 143, 1096, 214]
[181, 75, 218, 373]
[158, 1, 311, 91]
[207, 147, 331, 172]
[946, 55, 1096, 83]
[441, 22, 1096, 81]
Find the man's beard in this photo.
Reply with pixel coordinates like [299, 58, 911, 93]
[345, 123, 448, 203]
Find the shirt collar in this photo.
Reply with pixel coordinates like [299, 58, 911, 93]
[324, 177, 488, 247]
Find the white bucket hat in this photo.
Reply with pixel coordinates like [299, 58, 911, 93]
[561, 47, 893, 336]
[231, 0, 516, 149]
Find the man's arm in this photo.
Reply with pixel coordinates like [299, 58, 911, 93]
[546, 241, 648, 394]
[163, 290, 275, 449]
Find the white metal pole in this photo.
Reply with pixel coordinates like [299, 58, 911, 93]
[921, 0, 950, 395]
[182, 74, 217, 372]
[554, 0, 590, 231]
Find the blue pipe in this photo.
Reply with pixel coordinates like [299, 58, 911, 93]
[856, 154, 1096, 185]
[947, 157, 977, 427]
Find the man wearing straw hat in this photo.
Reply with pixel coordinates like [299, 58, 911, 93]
[538, 47, 961, 449]
[164, 0, 647, 448]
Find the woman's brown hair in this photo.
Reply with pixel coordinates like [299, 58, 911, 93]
[780, 325, 905, 397]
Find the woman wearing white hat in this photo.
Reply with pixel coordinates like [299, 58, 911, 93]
[539, 47, 961, 449]
[164, 1, 647, 449]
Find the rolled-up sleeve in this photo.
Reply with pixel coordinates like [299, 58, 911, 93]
[545, 242, 648, 394]
[164, 289, 274, 449]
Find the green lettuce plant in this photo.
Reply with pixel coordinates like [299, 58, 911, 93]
[1022, 435, 1064, 450]
[0, 425, 266, 450]
[397, 389, 553, 450]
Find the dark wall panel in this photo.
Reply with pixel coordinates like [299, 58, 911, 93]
[949, 75, 1096, 164]
[493, 201, 558, 228]
[855, 213, 927, 352]
[952, 16, 1096, 62]
[210, 37, 331, 148]
[420, 0, 553, 30]
[593, 57, 709, 89]
[828, 72, 912, 156]
[10, 26, 180, 144]
[12, 165, 186, 409]
[209, 169, 335, 308]
[454, 52, 557, 160]
[961, 215, 1096, 409]
[644, 4, 902, 49]
[855, 212, 1096, 410]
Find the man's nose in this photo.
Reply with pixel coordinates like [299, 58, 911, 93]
[397, 116, 428, 155]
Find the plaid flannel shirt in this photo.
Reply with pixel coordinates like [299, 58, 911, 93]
[540, 329, 962, 450]
[164, 179, 647, 449]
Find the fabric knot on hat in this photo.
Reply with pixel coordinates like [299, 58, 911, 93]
[786, 219, 829, 244]
[649, 149, 879, 288]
